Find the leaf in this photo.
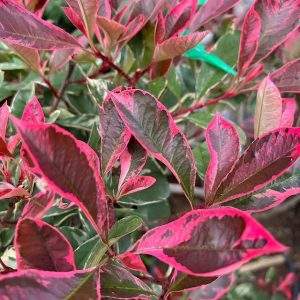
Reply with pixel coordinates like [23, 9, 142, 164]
[108, 215, 143, 245]
[110, 89, 196, 205]
[49, 49, 74, 73]
[252, 0, 300, 64]
[238, 7, 261, 75]
[0, 0, 80, 49]
[153, 32, 207, 62]
[165, 0, 197, 38]
[0, 268, 101, 299]
[12, 119, 109, 236]
[134, 207, 286, 276]
[119, 138, 148, 187]
[117, 252, 147, 273]
[167, 272, 217, 295]
[0, 137, 11, 157]
[21, 190, 54, 219]
[254, 76, 282, 138]
[64, 6, 85, 34]
[190, 0, 240, 31]
[8, 43, 41, 72]
[98, 0, 111, 18]
[0, 183, 29, 200]
[0, 102, 9, 140]
[101, 261, 156, 299]
[193, 142, 210, 180]
[227, 174, 300, 213]
[189, 274, 235, 300]
[21, 96, 45, 123]
[15, 218, 75, 272]
[66, 0, 99, 43]
[75, 235, 100, 268]
[99, 98, 131, 175]
[280, 98, 296, 127]
[213, 128, 300, 203]
[270, 59, 300, 93]
[205, 114, 240, 204]
[118, 176, 156, 198]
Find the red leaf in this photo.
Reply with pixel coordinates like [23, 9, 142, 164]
[118, 176, 156, 198]
[99, 98, 131, 175]
[0, 0, 80, 49]
[270, 59, 300, 93]
[189, 274, 235, 300]
[0, 137, 11, 157]
[153, 32, 208, 62]
[254, 76, 282, 138]
[165, 0, 197, 38]
[190, 0, 240, 31]
[252, 0, 300, 64]
[110, 89, 196, 205]
[0, 102, 9, 140]
[12, 119, 108, 237]
[118, 252, 147, 273]
[119, 138, 148, 187]
[64, 6, 86, 34]
[0, 183, 29, 200]
[238, 7, 261, 75]
[213, 128, 300, 203]
[22, 96, 45, 123]
[49, 49, 75, 73]
[205, 114, 240, 204]
[0, 268, 101, 299]
[280, 98, 296, 127]
[21, 190, 54, 219]
[25, 0, 50, 17]
[15, 218, 75, 271]
[134, 207, 285, 276]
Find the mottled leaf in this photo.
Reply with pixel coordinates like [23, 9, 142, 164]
[134, 207, 285, 276]
[254, 76, 282, 138]
[21, 96, 45, 123]
[190, 0, 240, 31]
[0, 102, 9, 140]
[111, 89, 196, 205]
[280, 98, 296, 127]
[153, 32, 207, 62]
[0, 268, 101, 299]
[270, 59, 300, 93]
[214, 128, 300, 203]
[238, 7, 261, 75]
[99, 98, 131, 175]
[15, 218, 75, 271]
[0, 0, 80, 49]
[205, 114, 240, 204]
[12, 119, 108, 236]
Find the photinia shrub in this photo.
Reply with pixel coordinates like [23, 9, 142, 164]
[0, 0, 299, 299]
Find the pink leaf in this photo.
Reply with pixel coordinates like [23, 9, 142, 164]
[120, 15, 146, 44]
[118, 252, 147, 273]
[0, 183, 29, 200]
[0, 0, 80, 49]
[189, 274, 235, 300]
[165, 0, 197, 38]
[227, 174, 300, 213]
[238, 7, 261, 75]
[0, 102, 9, 140]
[205, 114, 240, 205]
[15, 218, 75, 271]
[190, 0, 240, 31]
[0, 268, 101, 299]
[254, 76, 282, 138]
[99, 98, 131, 175]
[280, 98, 296, 127]
[134, 207, 286, 276]
[153, 32, 208, 62]
[22, 96, 45, 123]
[213, 128, 300, 203]
[270, 59, 300, 93]
[119, 138, 148, 187]
[110, 89, 196, 205]
[49, 49, 75, 73]
[64, 6, 86, 34]
[12, 118, 108, 237]
[21, 190, 54, 219]
[7, 43, 41, 72]
[98, 0, 111, 19]
[252, 0, 300, 64]
[118, 176, 156, 198]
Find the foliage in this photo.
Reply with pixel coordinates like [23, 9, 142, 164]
[0, 0, 299, 299]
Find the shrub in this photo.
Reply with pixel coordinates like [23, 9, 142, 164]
[0, 0, 299, 299]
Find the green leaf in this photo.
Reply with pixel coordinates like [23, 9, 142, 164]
[56, 114, 98, 131]
[88, 122, 101, 151]
[59, 226, 88, 249]
[108, 215, 143, 245]
[196, 31, 240, 97]
[187, 110, 214, 128]
[87, 78, 108, 104]
[11, 82, 35, 117]
[193, 142, 210, 180]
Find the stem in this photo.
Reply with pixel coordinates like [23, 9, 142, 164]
[93, 49, 133, 85]
[173, 91, 237, 119]
[131, 66, 151, 86]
